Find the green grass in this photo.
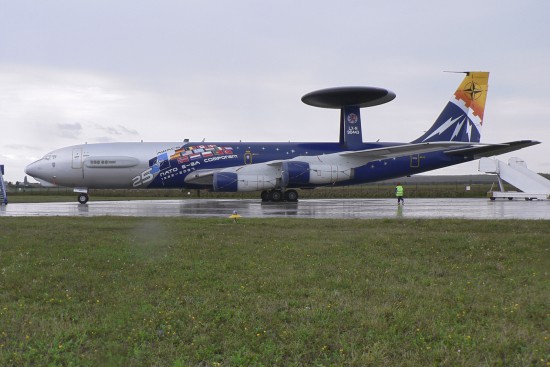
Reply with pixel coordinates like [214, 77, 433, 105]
[0, 217, 548, 366]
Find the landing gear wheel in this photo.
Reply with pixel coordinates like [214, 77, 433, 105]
[284, 189, 298, 202]
[261, 190, 270, 202]
[77, 193, 89, 204]
[270, 190, 283, 202]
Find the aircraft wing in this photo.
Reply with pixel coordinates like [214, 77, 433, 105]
[339, 141, 484, 160]
[443, 140, 541, 158]
[184, 140, 540, 187]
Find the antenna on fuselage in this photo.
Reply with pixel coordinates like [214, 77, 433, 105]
[301, 86, 395, 149]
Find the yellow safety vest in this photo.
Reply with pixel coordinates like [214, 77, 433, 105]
[396, 185, 404, 197]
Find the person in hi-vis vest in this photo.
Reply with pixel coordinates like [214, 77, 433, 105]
[395, 183, 404, 205]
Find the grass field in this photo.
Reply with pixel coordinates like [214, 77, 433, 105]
[0, 217, 548, 366]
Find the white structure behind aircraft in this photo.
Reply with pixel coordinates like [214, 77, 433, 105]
[480, 157, 550, 200]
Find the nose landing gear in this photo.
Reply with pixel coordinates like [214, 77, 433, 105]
[77, 193, 89, 204]
[75, 188, 89, 204]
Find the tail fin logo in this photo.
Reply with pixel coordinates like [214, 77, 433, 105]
[453, 72, 489, 123]
[464, 82, 483, 101]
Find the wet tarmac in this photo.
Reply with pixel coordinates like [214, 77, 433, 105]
[1, 198, 549, 220]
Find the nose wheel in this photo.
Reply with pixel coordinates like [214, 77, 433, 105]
[77, 193, 89, 204]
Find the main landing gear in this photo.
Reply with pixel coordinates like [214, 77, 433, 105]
[261, 189, 299, 202]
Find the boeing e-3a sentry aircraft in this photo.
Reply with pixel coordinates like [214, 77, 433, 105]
[25, 71, 539, 204]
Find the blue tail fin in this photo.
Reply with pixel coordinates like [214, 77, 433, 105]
[413, 71, 489, 143]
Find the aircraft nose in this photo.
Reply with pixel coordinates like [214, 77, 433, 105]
[25, 160, 45, 179]
[25, 161, 38, 176]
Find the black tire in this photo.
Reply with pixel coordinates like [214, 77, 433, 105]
[270, 190, 283, 202]
[284, 189, 298, 202]
[77, 193, 89, 204]
[261, 190, 270, 202]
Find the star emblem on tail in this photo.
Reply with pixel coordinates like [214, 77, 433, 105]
[464, 82, 483, 100]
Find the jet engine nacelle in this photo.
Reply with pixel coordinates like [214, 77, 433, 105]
[282, 161, 353, 186]
[281, 161, 310, 186]
[212, 172, 277, 192]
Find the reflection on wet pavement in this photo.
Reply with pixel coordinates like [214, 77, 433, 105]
[1, 198, 549, 220]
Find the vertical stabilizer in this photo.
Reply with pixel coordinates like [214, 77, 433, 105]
[413, 71, 489, 143]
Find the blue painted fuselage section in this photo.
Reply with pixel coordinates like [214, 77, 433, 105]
[146, 141, 469, 189]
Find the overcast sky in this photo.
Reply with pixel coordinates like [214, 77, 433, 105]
[1, 0, 549, 183]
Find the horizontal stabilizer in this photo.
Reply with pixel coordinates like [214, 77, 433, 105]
[339, 141, 482, 160]
[444, 140, 540, 158]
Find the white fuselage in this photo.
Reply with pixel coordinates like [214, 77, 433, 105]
[25, 142, 175, 189]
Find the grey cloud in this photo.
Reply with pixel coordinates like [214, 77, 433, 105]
[92, 123, 139, 136]
[94, 136, 116, 143]
[117, 125, 139, 136]
[57, 122, 82, 139]
[4, 144, 38, 150]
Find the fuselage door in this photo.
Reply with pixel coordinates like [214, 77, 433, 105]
[72, 148, 83, 169]
[244, 150, 253, 165]
[410, 154, 420, 168]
